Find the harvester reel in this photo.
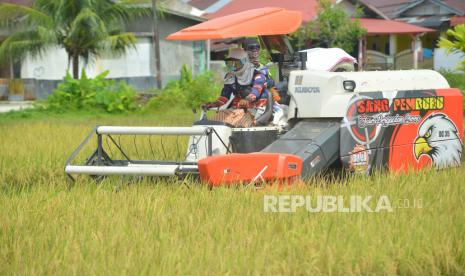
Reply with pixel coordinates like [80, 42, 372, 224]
[85, 149, 113, 182]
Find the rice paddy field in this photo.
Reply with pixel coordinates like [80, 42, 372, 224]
[1, 109, 464, 275]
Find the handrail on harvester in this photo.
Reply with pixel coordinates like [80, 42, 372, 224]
[96, 126, 209, 135]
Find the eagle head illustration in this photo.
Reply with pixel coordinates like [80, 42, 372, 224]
[414, 113, 462, 168]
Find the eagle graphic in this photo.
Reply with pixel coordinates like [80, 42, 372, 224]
[414, 113, 462, 168]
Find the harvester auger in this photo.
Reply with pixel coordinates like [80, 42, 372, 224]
[65, 7, 463, 186]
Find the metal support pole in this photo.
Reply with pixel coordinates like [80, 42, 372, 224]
[278, 59, 283, 82]
[358, 37, 365, 71]
[97, 134, 103, 165]
[389, 34, 397, 56]
[207, 129, 213, 156]
[389, 34, 397, 69]
[412, 34, 422, 69]
[206, 39, 211, 71]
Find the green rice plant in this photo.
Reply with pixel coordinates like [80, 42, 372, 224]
[0, 111, 464, 275]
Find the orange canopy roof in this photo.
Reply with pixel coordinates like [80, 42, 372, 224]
[166, 7, 302, 41]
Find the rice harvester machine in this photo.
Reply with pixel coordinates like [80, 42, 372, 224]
[65, 8, 463, 185]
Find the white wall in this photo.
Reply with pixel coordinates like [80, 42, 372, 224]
[20, 38, 152, 80]
[434, 48, 465, 72]
[20, 46, 68, 79]
[87, 37, 152, 78]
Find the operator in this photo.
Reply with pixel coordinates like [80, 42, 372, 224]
[243, 38, 262, 68]
[243, 38, 281, 104]
[243, 38, 287, 127]
[203, 48, 268, 114]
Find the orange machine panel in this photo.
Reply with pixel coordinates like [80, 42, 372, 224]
[197, 153, 302, 186]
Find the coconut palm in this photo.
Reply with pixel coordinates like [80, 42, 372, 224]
[0, 0, 150, 79]
[438, 24, 465, 71]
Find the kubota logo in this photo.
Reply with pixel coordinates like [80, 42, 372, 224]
[294, 86, 320, 93]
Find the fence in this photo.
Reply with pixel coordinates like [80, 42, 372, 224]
[365, 50, 433, 71]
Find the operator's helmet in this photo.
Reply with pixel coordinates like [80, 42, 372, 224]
[225, 48, 249, 72]
[243, 38, 261, 67]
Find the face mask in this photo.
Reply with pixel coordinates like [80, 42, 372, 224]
[225, 59, 244, 71]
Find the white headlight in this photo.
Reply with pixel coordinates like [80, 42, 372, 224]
[343, 80, 356, 92]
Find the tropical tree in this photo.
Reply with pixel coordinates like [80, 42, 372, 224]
[438, 24, 465, 71]
[290, 0, 366, 53]
[0, 0, 150, 79]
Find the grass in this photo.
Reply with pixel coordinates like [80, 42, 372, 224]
[1, 108, 465, 275]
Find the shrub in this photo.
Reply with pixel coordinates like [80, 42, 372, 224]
[142, 85, 187, 111]
[438, 24, 465, 72]
[144, 65, 219, 112]
[289, 0, 365, 52]
[47, 70, 138, 113]
[440, 70, 465, 110]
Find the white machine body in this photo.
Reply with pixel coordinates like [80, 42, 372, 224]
[185, 125, 232, 162]
[287, 70, 450, 119]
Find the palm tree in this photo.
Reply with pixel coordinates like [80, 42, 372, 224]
[0, 0, 150, 79]
[438, 24, 465, 71]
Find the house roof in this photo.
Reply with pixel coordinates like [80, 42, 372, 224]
[0, 0, 33, 5]
[351, 0, 411, 19]
[189, 0, 219, 11]
[394, 0, 464, 17]
[0, 0, 205, 21]
[205, 0, 318, 22]
[204, 0, 395, 22]
[189, 0, 232, 14]
[451, 16, 465, 26]
[444, 0, 465, 14]
[139, 0, 205, 21]
[363, 0, 465, 19]
[358, 18, 435, 34]
[163, 8, 205, 22]
[351, 0, 390, 19]
[166, 7, 302, 40]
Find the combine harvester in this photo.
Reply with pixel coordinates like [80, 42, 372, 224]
[65, 8, 463, 186]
